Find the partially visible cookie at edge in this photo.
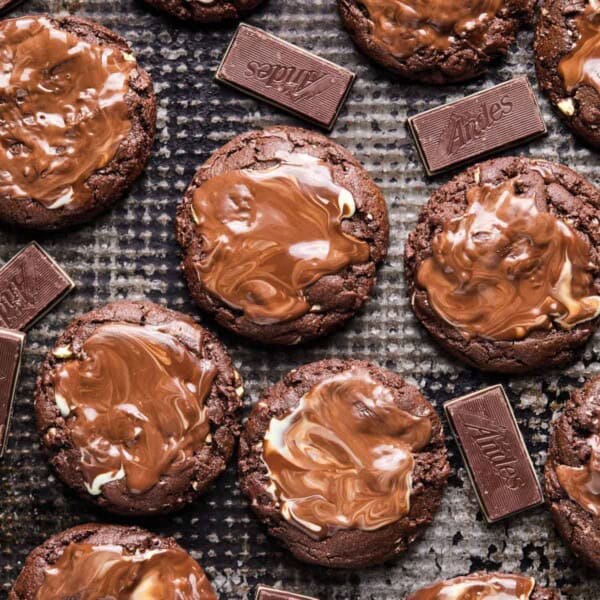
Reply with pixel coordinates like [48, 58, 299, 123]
[534, 0, 600, 149]
[407, 572, 559, 600]
[337, 0, 535, 84]
[142, 0, 266, 23]
[9, 523, 217, 599]
[544, 375, 600, 570]
[175, 126, 389, 346]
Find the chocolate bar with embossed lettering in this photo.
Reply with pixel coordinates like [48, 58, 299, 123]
[0, 243, 74, 331]
[256, 585, 318, 600]
[216, 24, 355, 130]
[0, 328, 24, 457]
[445, 385, 543, 522]
[408, 77, 546, 176]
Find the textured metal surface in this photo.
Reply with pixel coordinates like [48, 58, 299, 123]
[0, 0, 598, 598]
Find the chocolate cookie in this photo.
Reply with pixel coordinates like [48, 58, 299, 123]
[35, 300, 243, 516]
[544, 375, 600, 569]
[9, 523, 217, 599]
[0, 0, 24, 15]
[407, 572, 559, 600]
[0, 15, 156, 230]
[143, 0, 265, 23]
[534, 0, 600, 149]
[175, 126, 389, 346]
[404, 156, 600, 374]
[238, 358, 450, 568]
[337, 0, 534, 84]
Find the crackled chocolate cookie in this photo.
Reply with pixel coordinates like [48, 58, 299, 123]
[143, 0, 265, 23]
[408, 572, 559, 600]
[535, 0, 600, 149]
[238, 359, 450, 568]
[404, 157, 600, 374]
[0, 15, 156, 230]
[545, 375, 600, 569]
[337, 0, 534, 84]
[10, 523, 217, 599]
[35, 300, 242, 516]
[175, 126, 389, 345]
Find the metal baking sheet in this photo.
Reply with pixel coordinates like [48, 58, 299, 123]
[0, 1, 598, 598]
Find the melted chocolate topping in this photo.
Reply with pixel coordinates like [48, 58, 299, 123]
[35, 542, 217, 599]
[0, 16, 134, 210]
[360, 0, 503, 58]
[53, 322, 216, 495]
[556, 434, 600, 516]
[416, 178, 600, 340]
[190, 153, 370, 325]
[410, 573, 535, 599]
[262, 367, 432, 539]
[558, 4, 600, 94]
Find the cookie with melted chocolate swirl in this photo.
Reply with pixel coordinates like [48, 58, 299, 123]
[175, 126, 389, 346]
[407, 572, 559, 600]
[0, 15, 156, 230]
[9, 523, 217, 600]
[34, 300, 242, 516]
[404, 156, 600, 374]
[238, 358, 449, 568]
[337, 0, 534, 83]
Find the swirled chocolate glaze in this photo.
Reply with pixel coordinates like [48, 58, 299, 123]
[409, 573, 535, 600]
[556, 434, 600, 516]
[53, 323, 216, 495]
[191, 154, 370, 325]
[262, 367, 432, 539]
[35, 542, 217, 599]
[0, 16, 134, 210]
[416, 178, 600, 340]
[360, 0, 503, 58]
[558, 4, 600, 94]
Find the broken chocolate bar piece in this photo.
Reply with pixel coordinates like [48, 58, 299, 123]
[256, 585, 318, 600]
[408, 77, 546, 176]
[0, 242, 74, 331]
[0, 328, 25, 457]
[444, 385, 544, 523]
[216, 24, 355, 130]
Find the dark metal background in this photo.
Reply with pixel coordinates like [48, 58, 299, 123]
[0, 0, 598, 597]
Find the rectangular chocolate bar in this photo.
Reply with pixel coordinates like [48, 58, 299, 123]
[0, 328, 25, 457]
[408, 77, 547, 176]
[0, 242, 74, 331]
[444, 385, 543, 523]
[255, 585, 318, 600]
[216, 24, 355, 130]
